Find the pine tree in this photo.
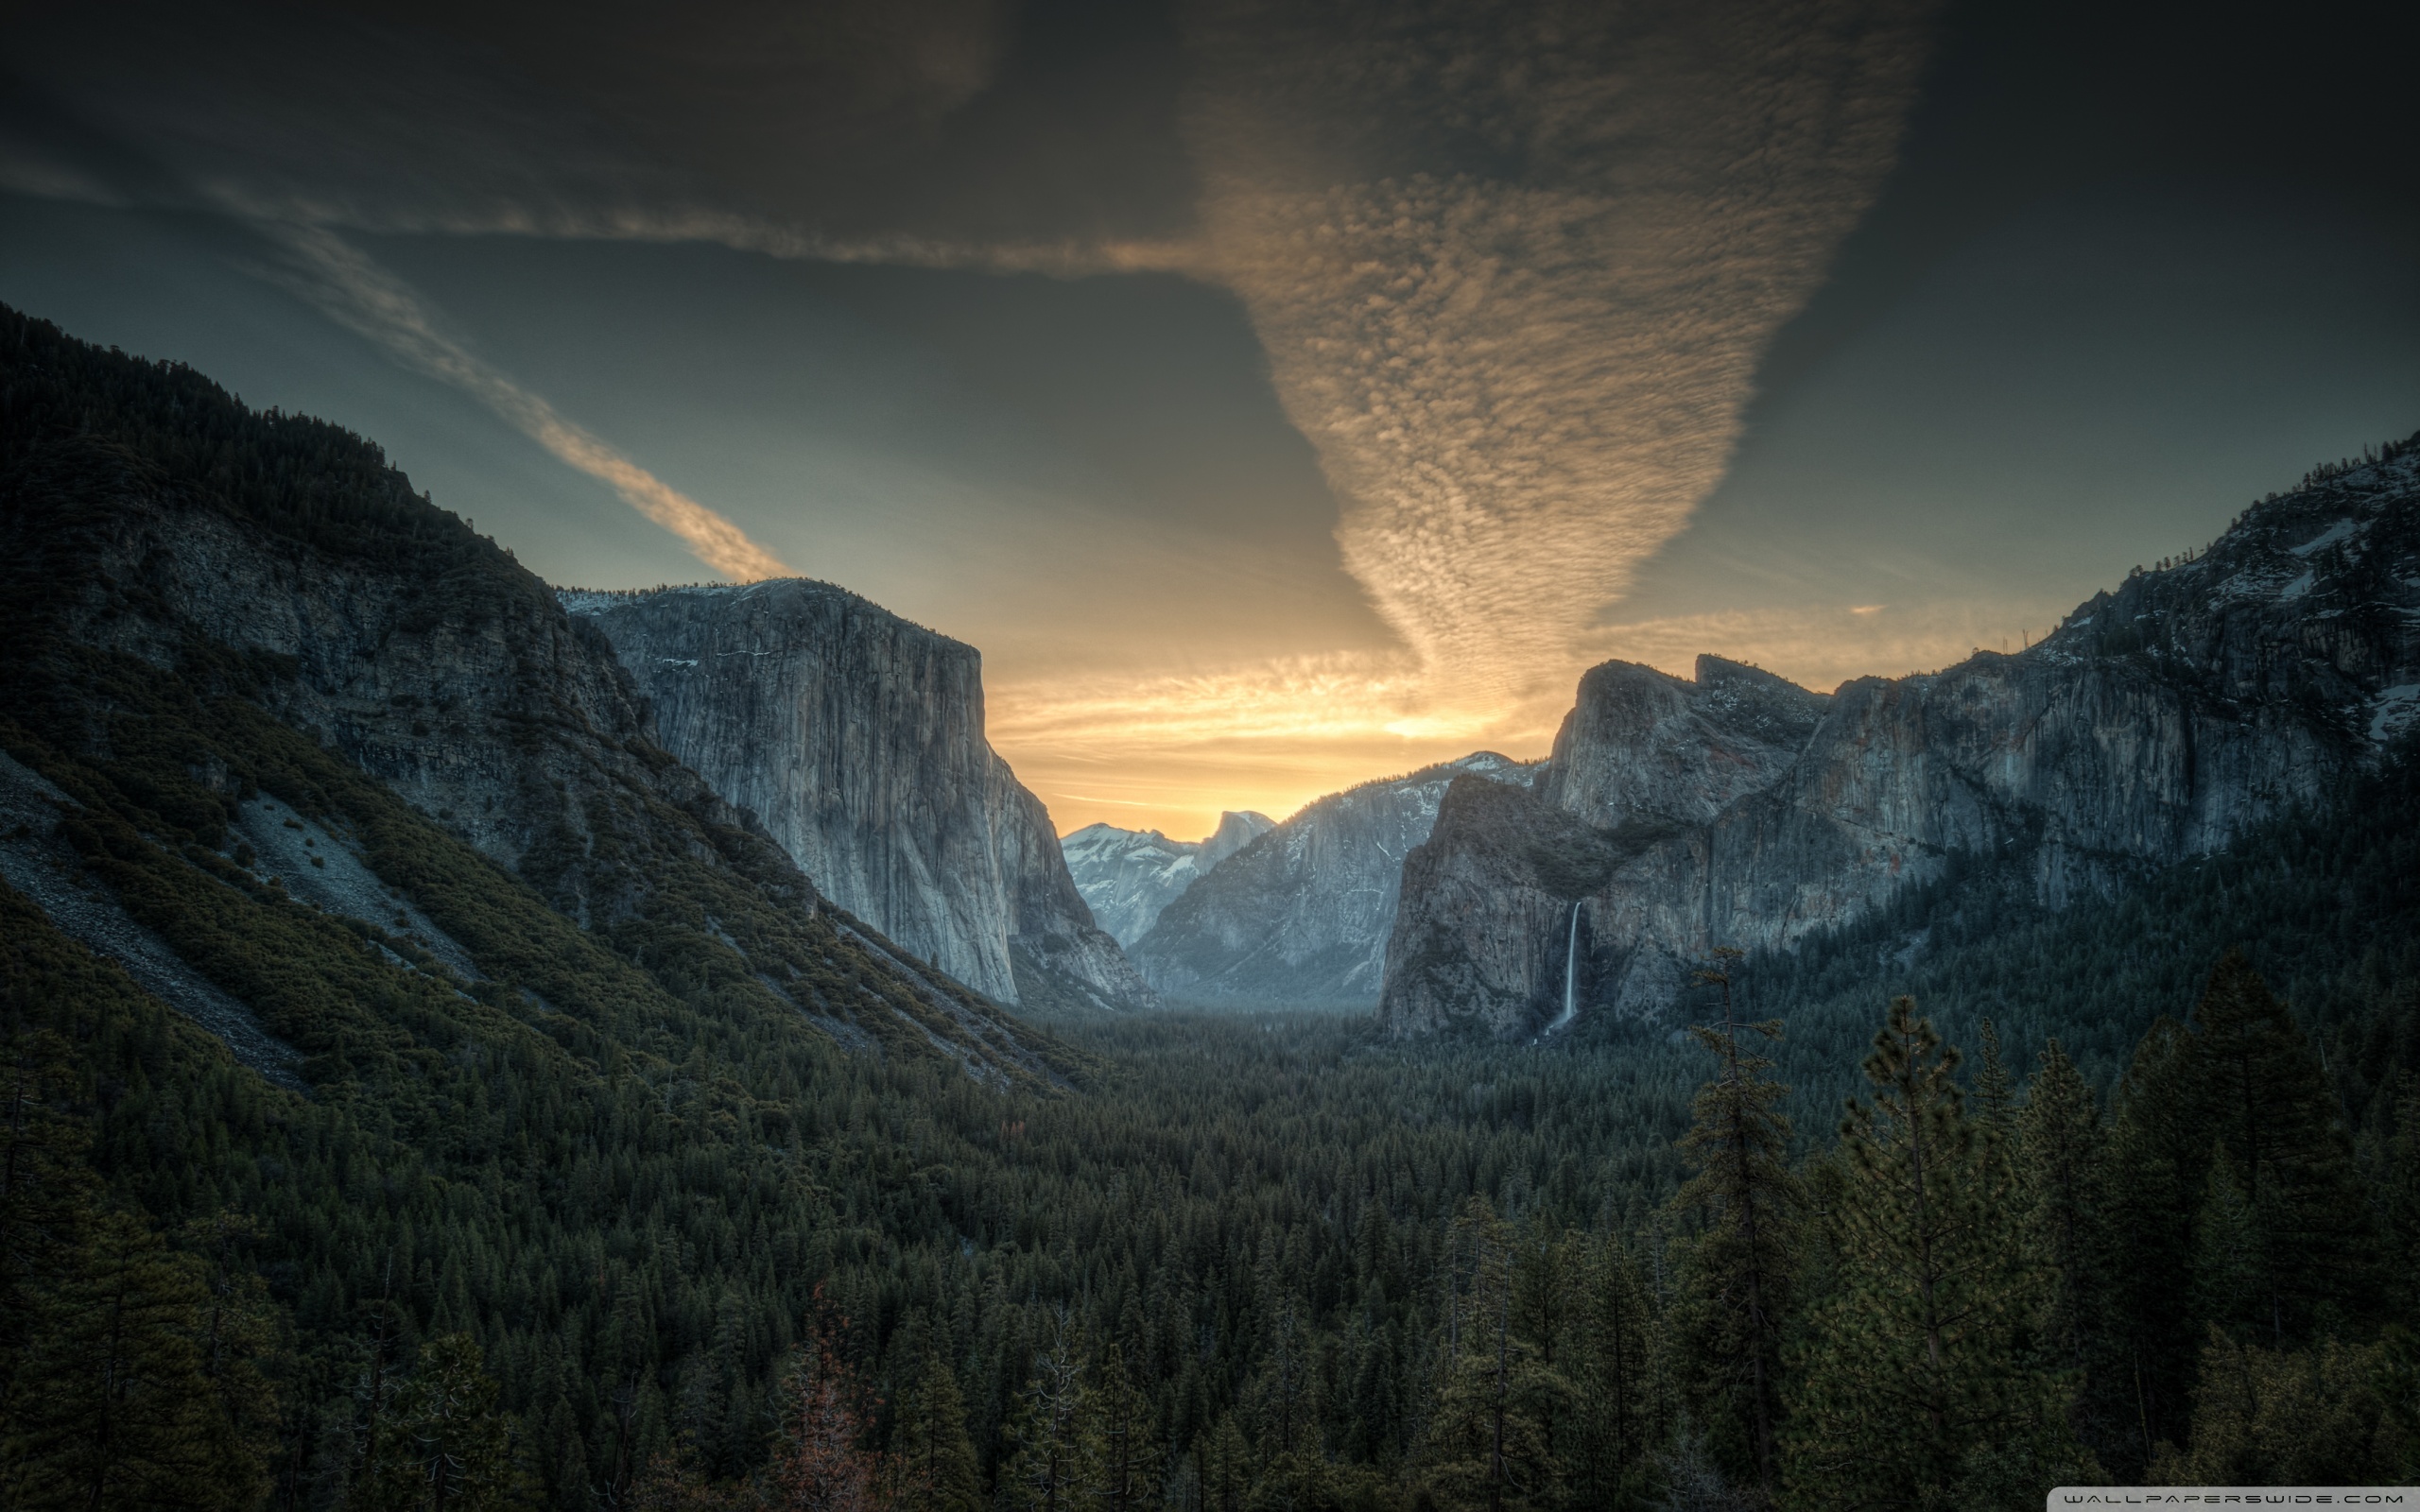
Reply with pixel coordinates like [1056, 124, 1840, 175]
[1077, 1343, 1159, 1512]
[2101, 1016, 2204, 1469]
[1197, 1415, 1250, 1512]
[1782, 997, 2087, 1510]
[1423, 1197, 1566, 1512]
[1567, 1231, 1660, 1510]
[2148, 1333, 2402, 1484]
[378, 1332, 518, 1512]
[4, 1206, 267, 1511]
[2016, 1039, 2120, 1460]
[891, 1349, 980, 1512]
[2185, 954, 2378, 1342]
[1664, 953, 1799, 1502]
[996, 1314, 1088, 1512]
[2187, 1146, 2264, 1343]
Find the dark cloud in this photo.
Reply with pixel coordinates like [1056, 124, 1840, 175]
[1, 0, 1194, 248]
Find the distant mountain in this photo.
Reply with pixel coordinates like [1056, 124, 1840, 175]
[1061, 810, 1274, 946]
[1129, 753, 1539, 1005]
[1380, 438, 2420, 1038]
[563, 582, 1154, 1014]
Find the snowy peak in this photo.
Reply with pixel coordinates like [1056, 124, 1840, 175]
[1062, 811, 1276, 948]
[1125, 753, 1543, 1005]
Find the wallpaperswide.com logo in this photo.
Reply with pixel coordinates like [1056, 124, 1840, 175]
[2051, 1493, 2417, 1506]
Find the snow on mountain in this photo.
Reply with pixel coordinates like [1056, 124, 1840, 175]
[1062, 811, 1276, 947]
[1125, 753, 1543, 1005]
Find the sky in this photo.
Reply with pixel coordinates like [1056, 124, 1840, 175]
[3, 0, 2413, 840]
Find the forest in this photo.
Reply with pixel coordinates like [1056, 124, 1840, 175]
[1, 309, 2415, 1509]
[3, 737, 2416, 1509]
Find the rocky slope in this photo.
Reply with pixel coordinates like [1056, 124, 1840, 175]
[1380, 440, 2420, 1037]
[0, 304, 1069, 1082]
[1131, 753, 1537, 1005]
[561, 582, 1153, 1014]
[1061, 810, 1274, 946]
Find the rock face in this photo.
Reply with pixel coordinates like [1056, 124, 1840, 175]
[0, 306, 1064, 1080]
[563, 582, 1155, 1012]
[1061, 810, 1275, 946]
[1132, 753, 1538, 1005]
[1380, 442, 2420, 1037]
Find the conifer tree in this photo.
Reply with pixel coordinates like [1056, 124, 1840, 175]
[1424, 1197, 1567, 1512]
[2149, 1333, 2403, 1484]
[1197, 1415, 1250, 1512]
[2388, 1077, 2420, 1322]
[769, 1313, 881, 1512]
[891, 1349, 980, 1512]
[1664, 953, 1799, 1502]
[2185, 954, 2377, 1342]
[2016, 1040, 2102, 1369]
[1974, 1018, 2017, 1145]
[2187, 1146, 2264, 1342]
[1568, 1232, 1660, 1509]
[1782, 998, 2087, 1510]
[2102, 1018, 2204, 1467]
[995, 1314, 1088, 1512]
[4, 1207, 267, 1511]
[2016, 1039, 2120, 1459]
[1077, 1343, 1159, 1512]
[380, 1332, 517, 1512]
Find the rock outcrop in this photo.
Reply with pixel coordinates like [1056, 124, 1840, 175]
[1380, 441, 2420, 1037]
[1062, 810, 1275, 946]
[0, 305, 1065, 1080]
[564, 581, 1155, 1012]
[1131, 753, 1537, 1005]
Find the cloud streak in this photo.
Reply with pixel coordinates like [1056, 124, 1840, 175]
[2, 0, 1952, 828]
[1184, 0, 1936, 714]
[256, 222, 790, 580]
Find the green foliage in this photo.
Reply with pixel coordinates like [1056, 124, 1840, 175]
[363, 1332, 523, 1512]
[890, 1350, 979, 1512]
[2, 306, 2417, 1511]
[1783, 998, 2088, 1511]
[2148, 1332, 2409, 1484]
[2, 1205, 274, 1509]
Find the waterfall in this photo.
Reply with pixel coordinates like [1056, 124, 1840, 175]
[1548, 902, 1581, 1032]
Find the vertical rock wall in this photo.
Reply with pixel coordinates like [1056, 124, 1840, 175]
[1381, 447, 2420, 1037]
[566, 580, 1153, 1010]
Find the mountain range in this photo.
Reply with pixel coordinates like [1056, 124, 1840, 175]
[1120, 752, 1539, 1005]
[1379, 442, 2420, 1036]
[1060, 810, 1273, 946]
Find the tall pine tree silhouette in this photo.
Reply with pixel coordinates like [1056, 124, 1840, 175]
[1666, 950, 1799, 1503]
[2017, 1039, 2122, 1462]
[1784, 998, 2087, 1510]
[2185, 954, 2377, 1343]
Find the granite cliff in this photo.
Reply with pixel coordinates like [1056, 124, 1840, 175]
[1131, 753, 1536, 1005]
[1380, 439, 2420, 1037]
[563, 582, 1155, 1013]
[1061, 810, 1274, 946]
[0, 306, 1068, 1082]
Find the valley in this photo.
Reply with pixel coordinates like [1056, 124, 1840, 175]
[1, 306, 2415, 1508]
